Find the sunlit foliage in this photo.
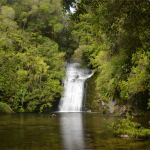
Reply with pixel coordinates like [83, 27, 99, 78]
[0, 1, 65, 113]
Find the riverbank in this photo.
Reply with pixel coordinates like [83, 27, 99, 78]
[85, 73, 150, 117]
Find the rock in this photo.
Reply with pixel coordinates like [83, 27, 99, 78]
[108, 99, 117, 113]
[120, 135, 130, 138]
[120, 135, 144, 140]
[50, 114, 57, 118]
[86, 109, 91, 113]
[148, 121, 150, 124]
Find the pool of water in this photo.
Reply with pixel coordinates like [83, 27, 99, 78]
[0, 112, 150, 150]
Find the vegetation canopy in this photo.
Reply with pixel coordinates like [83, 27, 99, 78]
[0, 0, 150, 113]
[0, 0, 66, 113]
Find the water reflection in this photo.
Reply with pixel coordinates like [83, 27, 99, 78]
[60, 113, 85, 149]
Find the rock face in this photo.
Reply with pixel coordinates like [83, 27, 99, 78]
[85, 73, 103, 112]
[85, 73, 118, 113]
[102, 100, 117, 113]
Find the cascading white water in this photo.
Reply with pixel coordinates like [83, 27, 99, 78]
[59, 62, 93, 112]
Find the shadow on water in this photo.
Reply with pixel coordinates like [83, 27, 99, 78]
[0, 112, 150, 150]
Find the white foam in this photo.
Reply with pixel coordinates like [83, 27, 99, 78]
[59, 63, 93, 112]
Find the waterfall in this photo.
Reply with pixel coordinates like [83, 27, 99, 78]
[59, 62, 93, 112]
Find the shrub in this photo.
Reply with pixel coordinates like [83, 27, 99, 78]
[104, 114, 150, 139]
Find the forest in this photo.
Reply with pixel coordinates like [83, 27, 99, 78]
[0, 0, 150, 114]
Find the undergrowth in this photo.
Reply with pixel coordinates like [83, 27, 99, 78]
[0, 102, 13, 113]
[104, 114, 150, 139]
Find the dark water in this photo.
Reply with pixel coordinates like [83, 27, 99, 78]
[0, 112, 150, 150]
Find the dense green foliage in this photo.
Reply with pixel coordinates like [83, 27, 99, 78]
[1, 0, 150, 113]
[0, 102, 15, 113]
[71, 0, 150, 110]
[105, 115, 150, 139]
[0, 0, 66, 113]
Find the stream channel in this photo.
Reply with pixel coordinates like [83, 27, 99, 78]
[0, 112, 150, 150]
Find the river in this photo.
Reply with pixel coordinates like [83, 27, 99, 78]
[0, 112, 150, 150]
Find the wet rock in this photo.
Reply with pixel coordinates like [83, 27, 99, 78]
[50, 114, 57, 118]
[86, 109, 91, 113]
[120, 135, 130, 138]
[72, 79, 76, 82]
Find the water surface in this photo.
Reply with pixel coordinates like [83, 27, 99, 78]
[0, 112, 150, 150]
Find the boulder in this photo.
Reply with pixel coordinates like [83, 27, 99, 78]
[50, 114, 57, 118]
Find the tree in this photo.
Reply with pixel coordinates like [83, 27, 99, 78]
[71, 0, 150, 110]
[0, 3, 66, 113]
